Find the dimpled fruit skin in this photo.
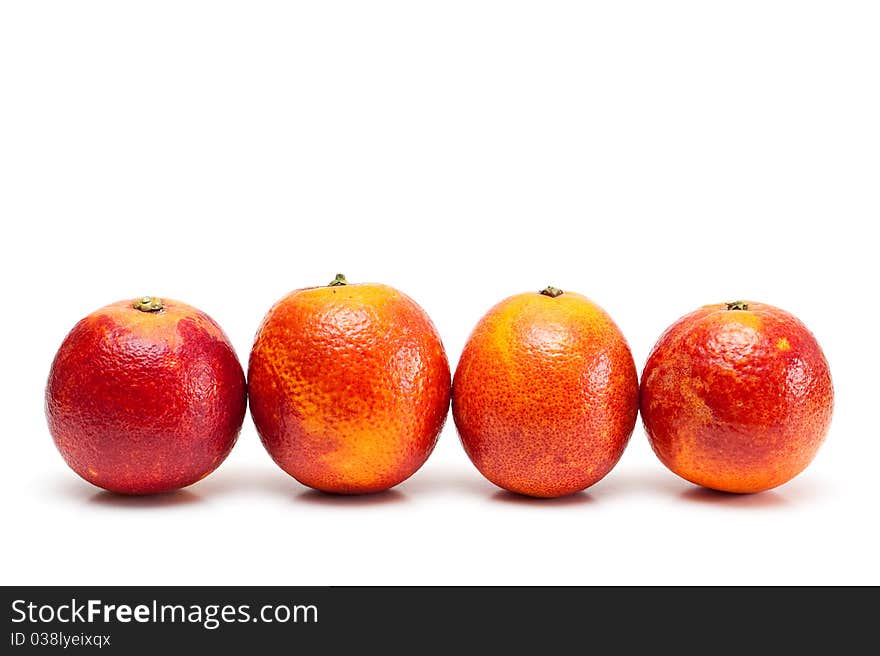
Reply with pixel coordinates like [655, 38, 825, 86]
[640, 302, 833, 494]
[247, 283, 451, 494]
[45, 299, 247, 495]
[452, 291, 639, 498]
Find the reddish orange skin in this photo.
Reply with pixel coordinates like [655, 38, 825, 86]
[248, 282, 451, 494]
[45, 299, 247, 495]
[640, 302, 833, 493]
[452, 291, 639, 498]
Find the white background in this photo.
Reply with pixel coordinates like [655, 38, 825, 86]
[1, 2, 877, 585]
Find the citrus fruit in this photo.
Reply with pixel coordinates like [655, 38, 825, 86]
[46, 296, 246, 495]
[248, 274, 451, 494]
[640, 301, 833, 493]
[452, 286, 639, 498]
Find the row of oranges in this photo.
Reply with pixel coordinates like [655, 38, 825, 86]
[46, 274, 833, 498]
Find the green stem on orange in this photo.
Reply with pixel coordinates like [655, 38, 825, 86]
[540, 286, 564, 298]
[726, 300, 749, 311]
[133, 296, 164, 312]
[328, 273, 349, 287]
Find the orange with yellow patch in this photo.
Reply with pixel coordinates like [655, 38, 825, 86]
[247, 275, 451, 494]
[640, 301, 833, 493]
[452, 287, 639, 498]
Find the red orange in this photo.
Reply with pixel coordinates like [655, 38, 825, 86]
[453, 287, 639, 497]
